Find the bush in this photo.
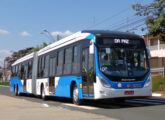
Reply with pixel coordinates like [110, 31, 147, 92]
[0, 82, 10, 86]
[152, 76, 165, 92]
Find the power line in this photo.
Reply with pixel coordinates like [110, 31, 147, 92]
[86, 6, 131, 29]
[106, 15, 141, 29]
[126, 23, 146, 32]
[112, 17, 146, 30]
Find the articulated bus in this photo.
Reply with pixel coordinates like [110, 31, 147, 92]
[10, 30, 152, 104]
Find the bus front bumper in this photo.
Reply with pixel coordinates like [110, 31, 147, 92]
[94, 85, 152, 99]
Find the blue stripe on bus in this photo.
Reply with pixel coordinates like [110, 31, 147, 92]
[10, 77, 24, 93]
[85, 34, 95, 41]
[97, 70, 150, 89]
[55, 76, 83, 99]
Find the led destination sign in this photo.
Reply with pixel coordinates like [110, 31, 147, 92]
[97, 38, 143, 48]
[114, 39, 129, 44]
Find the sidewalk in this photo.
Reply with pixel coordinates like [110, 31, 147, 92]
[0, 94, 117, 120]
[152, 91, 165, 97]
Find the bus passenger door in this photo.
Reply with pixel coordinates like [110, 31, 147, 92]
[82, 47, 94, 97]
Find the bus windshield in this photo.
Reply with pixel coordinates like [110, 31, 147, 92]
[98, 47, 149, 77]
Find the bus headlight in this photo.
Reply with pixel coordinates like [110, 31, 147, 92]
[98, 74, 111, 88]
[144, 76, 152, 87]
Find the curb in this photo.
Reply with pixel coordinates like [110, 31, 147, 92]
[0, 85, 9, 88]
[152, 93, 165, 98]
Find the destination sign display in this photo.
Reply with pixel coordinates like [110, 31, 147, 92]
[114, 39, 129, 44]
[97, 38, 143, 48]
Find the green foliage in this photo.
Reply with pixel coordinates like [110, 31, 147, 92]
[152, 75, 165, 92]
[132, 0, 165, 41]
[31, 42, 48, 52]
[0, 82, 10, 86]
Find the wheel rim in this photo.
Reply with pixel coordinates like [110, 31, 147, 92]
[42, 88, 45, 99]
[73, 87, 78, 103]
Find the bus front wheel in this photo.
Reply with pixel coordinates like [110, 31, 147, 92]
[72, 84, 81, 105]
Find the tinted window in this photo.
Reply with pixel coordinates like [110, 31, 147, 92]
[44, 55, 49, 77]
[56, 50, 63, 75]
[49, 57, 56, 77]
[72, 45, 80, 74]
[64, 47, 72, 74]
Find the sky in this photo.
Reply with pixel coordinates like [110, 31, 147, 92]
[0, 0, 153, 66]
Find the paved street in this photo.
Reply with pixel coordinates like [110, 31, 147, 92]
[0, 86, 165, 120]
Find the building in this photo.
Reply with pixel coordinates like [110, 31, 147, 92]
[143, 35, 165, 76]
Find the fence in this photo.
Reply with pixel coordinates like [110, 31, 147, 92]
[151, 67, 165, 76]
[150, 44, 165, 51]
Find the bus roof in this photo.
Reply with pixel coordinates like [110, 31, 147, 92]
[82, 30, 142, 39]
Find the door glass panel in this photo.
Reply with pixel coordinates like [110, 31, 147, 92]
[82, 47, 94, 96]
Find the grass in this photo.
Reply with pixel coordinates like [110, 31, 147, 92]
[152, 75, 165, 92]
[0, 82, 10, 86]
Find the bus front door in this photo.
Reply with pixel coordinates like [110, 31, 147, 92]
[82, 47, 94, 97]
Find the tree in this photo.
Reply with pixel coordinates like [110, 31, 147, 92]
[4, 47, 34, 70]
[5, 42, 48, 69]
[31, 42, 48, 52]
[132, 0, 165, 41]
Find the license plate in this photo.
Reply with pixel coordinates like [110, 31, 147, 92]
[124, 90, 134, 95]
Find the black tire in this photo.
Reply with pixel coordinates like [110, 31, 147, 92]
[14, 85, 17, 96]
[41, 85, 47, 100]
[15, 85, 20, 96]
[72, 84, 81, 105]
[115, 98, 126, 103]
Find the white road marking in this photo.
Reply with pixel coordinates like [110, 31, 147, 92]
[63, 103, 98, 110]
[152, 93, 162, 97]
[126, 99, 161, 105]
[43, 103, 49, 107]
[134, 98, 165, 103]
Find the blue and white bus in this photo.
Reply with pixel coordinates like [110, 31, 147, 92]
[10, 30, 152, 104]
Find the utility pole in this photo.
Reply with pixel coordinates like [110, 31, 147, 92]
[56, 34, 60, 41]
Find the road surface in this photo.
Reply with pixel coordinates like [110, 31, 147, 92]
[0, 86, 165, 120]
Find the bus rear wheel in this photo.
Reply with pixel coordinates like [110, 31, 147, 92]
[72, 84, 81, 105]
[115, 98, 126, 103]
[15, 85, 20, 96]
[41, 85, 47, 100]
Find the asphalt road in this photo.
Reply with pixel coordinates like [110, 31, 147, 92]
[1, 86, 165, 120]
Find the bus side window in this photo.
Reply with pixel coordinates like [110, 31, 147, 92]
[49, 57, 56, 77]
[41, 56, 45, 77]
[64, 47, 72, 75]
[38, 56, 43, 78]
[72, 45, 80, 74]
[44, 55, 49, 77]
[11, 66, 15, 77]
[82, 48, 88, 73]
[18, 64, 21, 79]
[24, 62, 28, 79]
[27, 60, 33, 79]
[56, 50, 63, 76]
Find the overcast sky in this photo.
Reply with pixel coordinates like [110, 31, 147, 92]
[0, 0, 153, 66]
